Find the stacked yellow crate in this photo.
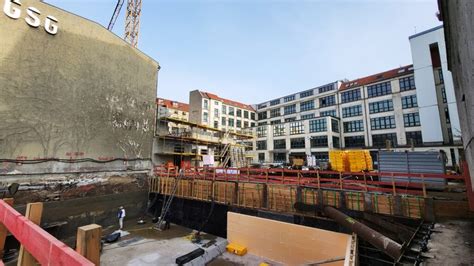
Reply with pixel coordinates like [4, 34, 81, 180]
[364, 150, 373, 171]
[329, 150, 348, 172]
[347, 150, 367, 172]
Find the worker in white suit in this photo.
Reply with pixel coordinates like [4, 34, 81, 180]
[118, 206, 126, 230]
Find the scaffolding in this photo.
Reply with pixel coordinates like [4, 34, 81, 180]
[153, 113, 254, 169]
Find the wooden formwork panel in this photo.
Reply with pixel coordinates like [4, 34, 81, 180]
[267, 185, 296, 213]
[402, 197, 424, 219]
[345, 192, 365, 212]
[213, 181, 236, 205]
[322, 190, 341, 208]
[149, 177, 160, 193]
[372, 194, 394, 216]
[237, 183, 264, 209]
[301, 188, 319, 206]
[192, 180, 213, 201]
[154, 177, 193, 198]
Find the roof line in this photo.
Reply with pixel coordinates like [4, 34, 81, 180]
[408, 25, 444, 40]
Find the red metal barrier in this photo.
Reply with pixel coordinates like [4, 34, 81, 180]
[153, 165, 466, 197]
[0, 200, 93, 265]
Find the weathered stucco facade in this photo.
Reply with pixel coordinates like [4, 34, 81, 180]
[0, 0, 159, 162]
[0, 0, 160, 239]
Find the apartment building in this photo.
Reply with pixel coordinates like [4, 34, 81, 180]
[251, 63, 462, 167]
[156, 98, 189, 121]
[189, 90, 256, 132]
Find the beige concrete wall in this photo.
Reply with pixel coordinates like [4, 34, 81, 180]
[227, 212, 351, 266]
[0, 0, 159, 160]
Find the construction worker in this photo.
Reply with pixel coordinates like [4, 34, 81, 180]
[118, 206, 126, 230]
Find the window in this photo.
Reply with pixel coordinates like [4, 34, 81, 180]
[369, 99, 393, 114]
[229, 107, 235, 116]
[290, 121, 304, 135]
[301, 113, 315, 120]
[256, 140, 267, 150]
[342, 105, 362, 118]
[406, 131, 423, 146]
[300, 90, 313, 98]
[284, 95, 295, 102]
[331, 119, 339, 133]
[312, 152, 329, 163]
[320, 110, 336, 117]
[273, 124, 285, 137]
[273, 153, 286, 163]
[221, 117, 226, 126]
[372, 133, 397, 147]
[399, 76, 415, 91]
[344, 136, 365, 148]
[244, 121, 249, 128]
[251, 112, 256, 120]
[222, 105, 227, 114]
[309, 119, 327, 132]
[403, 112, 420, 127]
[300, 100, 314, 112]
[257, 126, 267, 137]
[237, 109, 242, 117]
[284, 104, 296, 115]
[290, 138, 306, 149]
[332, 136, 340, 148]
[319, 95, 336, 107]
[343, 120, 364, 132]
[441, 86, 447, 103]
[258, 122, 266, 126]
[214, 108, 219, 117]
[367, 81, 392, 98]
[228, 118, 234, 127]
[203, 112, 208, 123]
[310, 136, 328, 148]
[236, 119, 242, 128]
[402, 95, 418, 109]
[213, 121, 218, 128]
[271, 120, 281, 125]
[258, 153, 265, 162]
[270, 108, 281, 118]
[203, 99, 209, 109]
[438, 68, 444, 84]
[270, 99, 280, 106]
[318, 84, 334, 93]
[341, 89, 361, 103]
[257, 111, 267, 120]
[251, 122, 256, 127]
[257, 104, 267, 109]
[273, 139, 286, 149]
[371, 116, 395, 130]
[285, 117, 296, 122]
[244, 110, 249, 119]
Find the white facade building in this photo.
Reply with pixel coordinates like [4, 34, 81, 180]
[409, 25, 461, 145]
[251, 63, 463, 167]
[189, 90, 256, 133]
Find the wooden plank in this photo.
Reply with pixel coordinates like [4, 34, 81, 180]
[76, 224, 102, 266]
[18, 202, 43, 266]
[0, 198, 13, 258]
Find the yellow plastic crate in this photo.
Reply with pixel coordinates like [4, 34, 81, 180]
[226, 243, 247, 256]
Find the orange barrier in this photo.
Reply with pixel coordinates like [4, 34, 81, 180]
[0, 200, 93, 265]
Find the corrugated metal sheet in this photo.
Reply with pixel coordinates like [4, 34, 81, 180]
[379, 151, 446, 187]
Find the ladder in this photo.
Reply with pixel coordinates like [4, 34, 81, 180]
[154, 170, 184, 229]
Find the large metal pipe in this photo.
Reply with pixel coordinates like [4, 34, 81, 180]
[324, 206, 404, 260]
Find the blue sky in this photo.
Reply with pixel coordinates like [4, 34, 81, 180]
[47, 0, 440, 104]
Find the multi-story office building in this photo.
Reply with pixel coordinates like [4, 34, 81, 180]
[251, 59, 462, 167]
[189, 90, 256, 132]
[156, 98, 189, 121]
